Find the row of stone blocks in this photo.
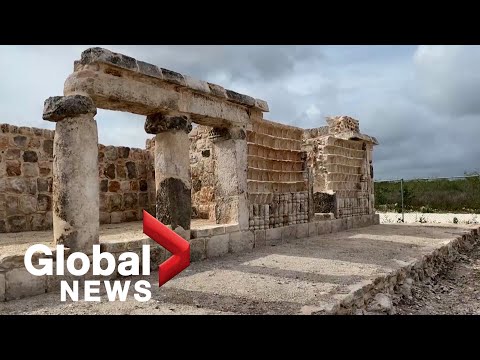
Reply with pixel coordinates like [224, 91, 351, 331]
[248, 144, 303, 161]
[248, 168, 304, 183]
[248, 157, 304, 172]
[0, 214, 380, 302]
[247, 180, 306, 193]
[246, 132, 302, 151]
[250, 122, 303, 141]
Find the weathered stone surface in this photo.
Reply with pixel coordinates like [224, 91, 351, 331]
[206, 234, 229, 258]
[296, 223, 309, 239]
[145, 114, 192, 134]
[22, 163, 38, 177]
[367, 293, 394, 314]
[124, 193, 138, 210]
[190, 238, 206, 262]
[254, 98, 269, 112]
[117, 146, 130, 158]
[156, 178, 191, 230]
[7, 216, 26, 232]
[282, 225, 296, 242]
[126, 161, 137, 179]
[43, 139, 54, 156]
[229, 231, 254, 253]
[104, 163, 116, 179]
[37, 194, 52, 211]
[6, 161, 21, 176]
[104, 146, 118, 161]
[266, 227, 282, 246]
[43, 95, 97, 122]
[5, 268, 46, 301]
[225, 89, 255, 107]
[108, 180, 120, 192]
[161, 68, 186, 86]
[22, 150, 38, 163]
[109, 194, 123, 212]
[99, 179, 108, 192]
[19, 195, 36, 214]
[52, 113, 99, 252]
[0, 272, 5, 302]
[13, 136, 27, 148]
[313, 192, 336, 213]
[5, 148, 20, 160]
[254, 229, 266, 247]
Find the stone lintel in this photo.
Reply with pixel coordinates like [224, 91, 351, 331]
[76, 47, 269, 113]
[145, 113, 192, 135]
[64, 70, 252, 128]
[43, 95, 96, 122]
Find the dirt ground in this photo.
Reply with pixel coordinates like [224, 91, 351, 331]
[395, 241, 480, 315]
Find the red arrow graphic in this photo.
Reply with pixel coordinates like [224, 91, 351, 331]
[143, 210, 190, 286]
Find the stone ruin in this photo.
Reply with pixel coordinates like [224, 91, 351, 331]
[0, 47, 380, 301]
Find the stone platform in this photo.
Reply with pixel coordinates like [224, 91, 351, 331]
[1, 222, 478, 314]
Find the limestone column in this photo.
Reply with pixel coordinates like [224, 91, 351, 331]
[42, 95, 99, 252]
[145, 113, 192, 230]
[211, 126, 249, 230]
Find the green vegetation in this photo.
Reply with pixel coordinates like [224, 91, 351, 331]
[375, 172, 480, 213]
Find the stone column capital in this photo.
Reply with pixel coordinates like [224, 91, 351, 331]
[145, 113, 192, 134]
[43, 95, 97, 122]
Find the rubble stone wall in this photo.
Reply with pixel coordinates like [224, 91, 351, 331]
[1, 123, 156, 233]
[246, 119, 308, 230]
[189, 126, 215, 220]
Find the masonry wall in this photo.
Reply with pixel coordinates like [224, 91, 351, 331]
[303, 117, 376, 218]
[1, 123, 156, 233]
[246, 119, 309, 230]
[189, 126, 215, 220]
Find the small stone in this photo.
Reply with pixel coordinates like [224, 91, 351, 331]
[22, 163, 39, 177]
[117, 146, 130, 159]
[367, 293, 394, 314]
[108, 181, 121, 192]
[139, 180, 148, 192]
[5, 148, 20, 160]
[6, 161, 21, 176]
[124, 193, 138, 210]
[104, 146, 118, 161]
[126, 162, 137, 179]
[13, 136, 27, 148]
[138, 193, 149, 208]
[109, 194, 123, 212]
[130, 181, 139, 191]
[116, 164, 126, 179]
[7, 215, 27, 232]
[23, 151, 38, 163]
[37, 194, 52, 211]
[43, 95, 97, 122]
[99, 179, 108, 192]
[19, 195, 37, 214]
[104, 163, 116, 179]
[43, 140, 53, 157]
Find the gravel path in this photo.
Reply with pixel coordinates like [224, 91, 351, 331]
[395, 241, 480, 315]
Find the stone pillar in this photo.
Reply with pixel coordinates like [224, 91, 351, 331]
[43, 95, 99, 252]
[145, 113, 192, 230]
[211, 126, 249, 230]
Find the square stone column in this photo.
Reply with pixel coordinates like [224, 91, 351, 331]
[43, 95, 99, 252]
[145, 113, 192, 231]
[211, 127, 249, 230]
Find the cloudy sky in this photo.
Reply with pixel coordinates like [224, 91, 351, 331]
[1, 45, 478, 180]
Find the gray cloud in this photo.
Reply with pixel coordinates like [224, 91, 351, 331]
[0, 45, 478, 180]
